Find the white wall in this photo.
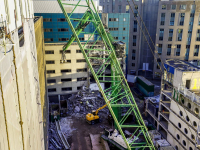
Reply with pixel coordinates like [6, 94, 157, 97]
[0, 0, 34, 32]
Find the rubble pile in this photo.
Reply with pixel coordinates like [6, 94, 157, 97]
[67, 86, 109, 119]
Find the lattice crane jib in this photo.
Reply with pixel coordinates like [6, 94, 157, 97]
[57, 0, 155, 149]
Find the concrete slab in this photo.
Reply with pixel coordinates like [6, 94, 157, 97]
[90, 134, 104, 150]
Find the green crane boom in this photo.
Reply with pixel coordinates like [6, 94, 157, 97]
[57, 0, 155, 149]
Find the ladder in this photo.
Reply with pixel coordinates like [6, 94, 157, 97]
[57, 0, 155, 149]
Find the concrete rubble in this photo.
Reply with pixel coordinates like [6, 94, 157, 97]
[67, 86, 110, 119]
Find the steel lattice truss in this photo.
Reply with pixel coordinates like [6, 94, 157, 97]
[57, 0, 155, 149]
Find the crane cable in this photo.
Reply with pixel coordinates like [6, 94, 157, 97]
[127, 0, 199, 148]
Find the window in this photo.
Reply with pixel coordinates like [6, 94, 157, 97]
[77, 59, 86, 63]
[48, 88, 56, 92]
[191, 134, 195, 140]
[193, 121, 197, 127]
[159, 29, 164, 41]
[123, 18, 126, 21]
[44, 28, 52, 32]
[189, 147, 193, 150]
[114, 37, 118, 40]
[79, 37, 84, 41]
[58, 28, 68, 32]
[175, 146, 178, 150]
[184, 128, 188, 134]
[46, 60, 55, 64]
[170, 13, 175, 26]
[44, 38, 53, 42]
[77, 86, 82, 90]
[167, 44, 171, 55]
[45, 50, 54, 54]
[57, 18, 66, 22]
[157, 58, 161, 69]
[119, 5, 121, 13]
[76, 50, 82, 53]
[61, 78, 71, 82]
[47, 70, 55, 74]
[132, 63, 135, 67]
[133, 35, 136, 46]
[195, 108, 199, 114]
[123, 28, 126, 31]
[62, 87, 72, 91]
[196, 29, 200, 41]
[123, 37, 125, 40]
[176, 134, 180, 140]
[178, 122, 181, 128]
[43, 18, 52, 22]
[182, 140, 186, 146]
[187, 103, 191, 109]
[194, 45, 199, 56]
[126, 5, 129, 13]
[60, 60, 71, 63]
[177, 29, 183, 41]
[109, 18, 118, 21]
[132, 56, 135, 60]
[158, 44, 162, 55]
[179, 111, 183, 116]
[160, 13, 165, 25]
[162, 5, 166, 10]
[59, 38, 69, 41]
[176, 45, 181, 56]
[198, 14, 200, 25]
[179, 13, 185, 26]
[77, 77, 87, 81]
[186, 116, 190, 122]
[180, 4, 186, 10]
[134, 21, 137, 32]
[61, 69, 71, 73]
[109, 28, 119, 31]
[60, 50, 71, 54]
[168, 29, 173, 41]
[47, 79, 56, 83]
[77, 68, 87, 72]
[171, 4, 176, 10]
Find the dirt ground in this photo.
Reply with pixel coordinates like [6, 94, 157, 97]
[67, 115, 112, 150]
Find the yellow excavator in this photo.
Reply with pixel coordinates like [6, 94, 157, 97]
[86, 102, 109, 125]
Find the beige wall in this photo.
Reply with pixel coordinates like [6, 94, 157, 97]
[154, 1, 200, 78]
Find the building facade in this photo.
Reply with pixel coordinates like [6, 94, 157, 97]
[154, 0, 200, 78]
[146, 59, 200, 150]
[100, 0, 159, 77]
[34, 1, 129, 99]
[0, 0, 45, 150]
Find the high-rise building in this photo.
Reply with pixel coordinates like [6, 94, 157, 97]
[146, 59, 200, 150]
[100, 0, 160, 77]
[154, 0, 200, 78]
[0, 0, 46, 150]
[33, 0, 130, 100]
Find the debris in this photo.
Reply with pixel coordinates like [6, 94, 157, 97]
[74, 106, 80, 112]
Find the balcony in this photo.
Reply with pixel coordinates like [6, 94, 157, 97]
[178, 84, 200, 104]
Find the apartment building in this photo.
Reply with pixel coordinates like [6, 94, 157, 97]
[154, 0, 200, 78]
[146, 59, 200, 150]
[33, 1, 129, 100]
[100, 0, 159, 77]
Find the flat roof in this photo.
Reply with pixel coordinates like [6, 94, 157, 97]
[165, 59, 200, 72]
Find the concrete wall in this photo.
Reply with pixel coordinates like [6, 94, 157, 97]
[154, 1, 200, 78]
[34, 16, 48, 150]
[0, 19, 44, 150]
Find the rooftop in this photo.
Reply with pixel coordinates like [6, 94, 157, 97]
[165, 59, 200, 72]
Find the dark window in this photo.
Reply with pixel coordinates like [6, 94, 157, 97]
[171, 4, 176, 10]
[133, 35, 136, 46]
[123, 28, 126, 31]
[132, 63, 135, 67]
[186, 80, 191, 89]
[76, 50, 82, 53]
[162, 5, 166, 10]
[46, 60, 55, 64]
[60, 60, 71, 63]
[47, 79, 56, 83]
[59, 38, 69, 41]
[61, 69, 71, 73]
[44, 28, 53, 32]
[62, 87, 72, 91]
[123, 37, 125, 40]
[77, 77, 87, 81]
[44, 38, 53, 42]
[61, 78, 71, 82]
[77, 59, 86, 63]
[60, 50, 71, 54]
[43, 18, 52, 22]
[58, 28, 69, 32]
[77, 86, 82, 90]
[48, 88, 56, 92]
[114, 37, 118, 40]
[77, 68, 87, 72]
[47, 70, 55, 74]
[57, 18, 66, 22]
[132, 56, 135, 60]
[45, 50, 54, 54]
